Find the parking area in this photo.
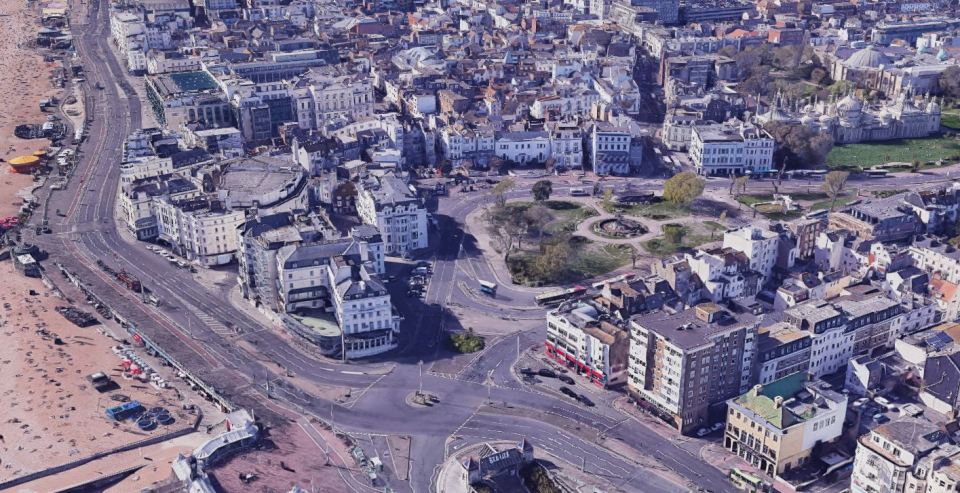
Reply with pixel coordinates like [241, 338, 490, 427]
[143, 243, 198, 272]
[511, 345, 618, 410]
[401, 260, 433, 299]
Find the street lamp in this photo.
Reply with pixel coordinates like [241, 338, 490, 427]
[485, 369, 494, 404]
[418, 359, 423, 397]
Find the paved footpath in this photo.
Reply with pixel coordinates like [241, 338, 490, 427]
[612, 396, 769, 485]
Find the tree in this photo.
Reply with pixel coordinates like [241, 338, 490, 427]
[939, 66, 960, 99]
[663, 172, 705, 204]
[602, 188, 614, 210]
[661, 223, 685, 245]
[718, 45, 738, 59]
[532, 236, 571, 282]
[809, 67, 830, 86]
[740, 66, 774, 97]
[531, 180, 553, 202]
[772, 45, 801, 70]
[823, 171, 850, 211]
[730, 175, 749, 199]
[733, 45, 771, 75]
[828, 80, 855, 96]
[491, 178, 515, 207]
[522, 204, 551, 241]
[764, 121, 835, 169]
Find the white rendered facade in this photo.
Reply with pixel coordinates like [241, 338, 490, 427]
[723, 227, 780, 281]
[690, 122, 774, 176]
[356, 175, 428, 256]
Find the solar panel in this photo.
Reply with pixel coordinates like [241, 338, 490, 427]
[926, 331, 953, 351]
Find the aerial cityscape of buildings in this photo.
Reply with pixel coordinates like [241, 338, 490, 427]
[4, 0, 960, 490]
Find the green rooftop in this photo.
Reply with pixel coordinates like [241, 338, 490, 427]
[734, 372, 807, 429]
[168, 71, 218, 92]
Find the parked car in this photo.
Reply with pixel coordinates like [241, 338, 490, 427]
[558, 374, 575, 385]
[578, 394, 595, 407]
[711, 422, 725, 432]
[559, 386, 577, 398]
[696, 428, 710, 437]
[537, 368, 557, 378]
[519, 367, 536, 376]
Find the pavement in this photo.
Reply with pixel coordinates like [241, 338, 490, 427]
[19, 1, 938, 491]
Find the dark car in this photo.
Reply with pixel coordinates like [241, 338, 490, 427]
[558, 374, 575, 385]
[519, 367, 536, 376]
[559, 386, 577, 398]
[578, 394, 595, 407]
[537, 368, 557, 378]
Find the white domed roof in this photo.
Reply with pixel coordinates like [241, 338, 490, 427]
[837, 94, 863, 113]
[820, 114, 836, 123]
[927, 101, 941, 114]
[845, 46, 891, 69]
[801, 114, 815, 125]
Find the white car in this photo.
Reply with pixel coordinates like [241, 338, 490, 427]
[711, 422, 725, 432]
[696, 428, 710, 437]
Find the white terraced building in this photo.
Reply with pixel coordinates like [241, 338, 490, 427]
[356, 173, 428, 256]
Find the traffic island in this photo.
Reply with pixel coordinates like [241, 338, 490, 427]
[404, 391, 440, 408]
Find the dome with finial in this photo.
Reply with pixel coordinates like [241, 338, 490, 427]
[837, 94, 863, 125]
[837, 94, 862, 113]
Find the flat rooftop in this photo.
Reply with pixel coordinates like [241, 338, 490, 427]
[632, 305, 757, 350]
[219, 157, 302, 200]
[150, 71, 218, 98]
[290, 312, 341, 338]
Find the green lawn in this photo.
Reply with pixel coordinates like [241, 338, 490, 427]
[872, 189, 908, 198]
[606, 200, 690, 220]
[642, 226, 712, 256]
[542, 200, 598, 234]
[826, 136, 960, 168]
[488, 200, 596, 237]
[507, 238, 635, 285]
[736, 194, 773, 206]
[703, 220, 726, 231]
[810, 192, 857, 211]
[753, 203, 803, 221]
[943, 110, 960, 131]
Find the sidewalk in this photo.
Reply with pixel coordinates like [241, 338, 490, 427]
[462, 203, 544, 293]
[612, 396, 768, 484]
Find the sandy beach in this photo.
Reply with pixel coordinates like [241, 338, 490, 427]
[0, 0, 60, 218]
[0, 260, 195, 484]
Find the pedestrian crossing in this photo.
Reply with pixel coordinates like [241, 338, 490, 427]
[194, 310, 237, 338]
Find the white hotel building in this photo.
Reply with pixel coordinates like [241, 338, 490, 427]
[690, 121, 774, 176]
[356, 173, 428, 256]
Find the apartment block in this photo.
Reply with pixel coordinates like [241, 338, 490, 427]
[628, 303, 758, 433]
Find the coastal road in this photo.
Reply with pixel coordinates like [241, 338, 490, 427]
[24, 1, 787, 491]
